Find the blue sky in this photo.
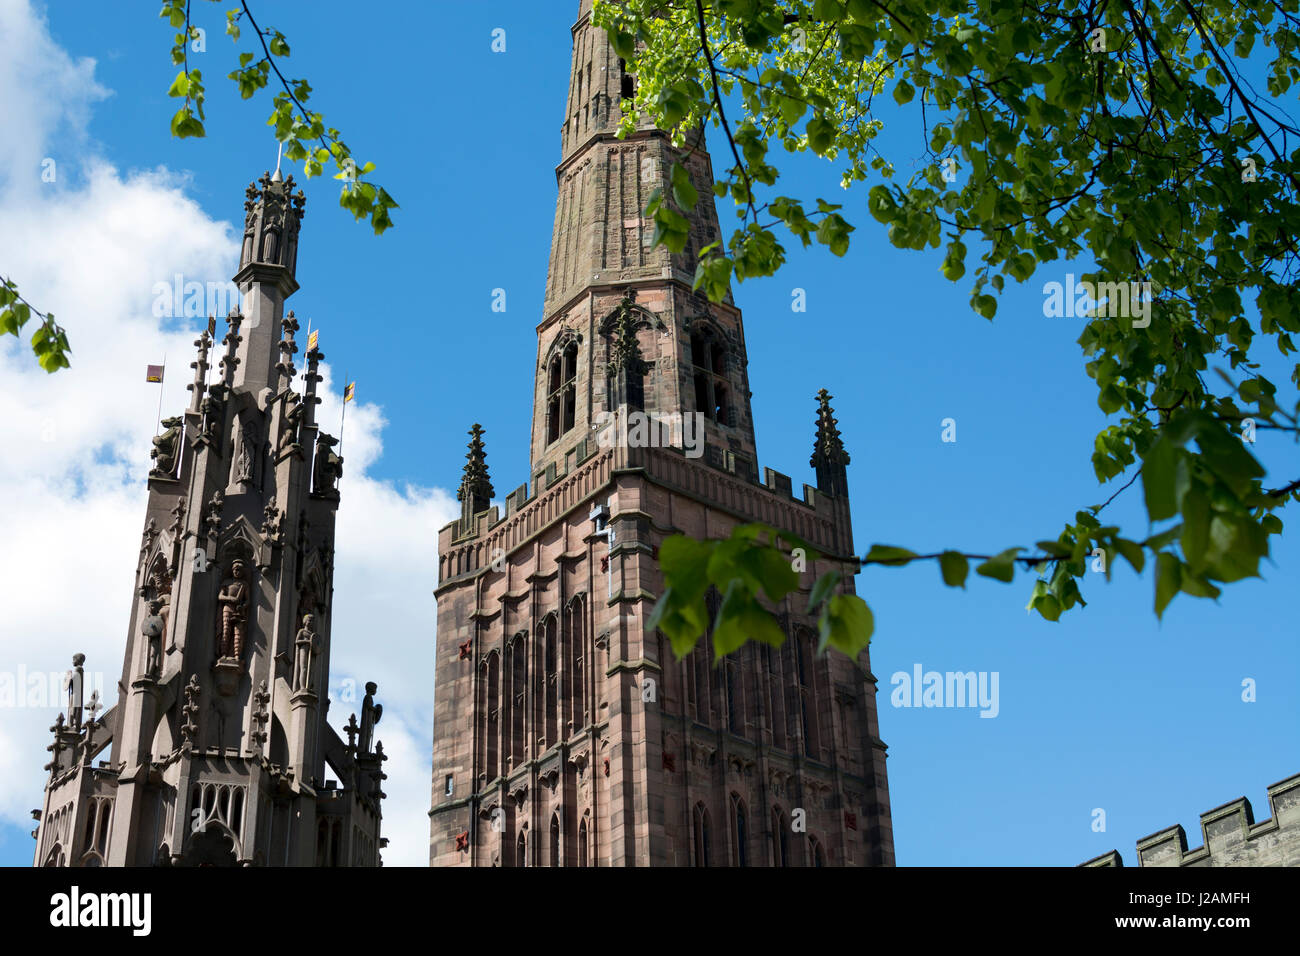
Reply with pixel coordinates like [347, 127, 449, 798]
[0, 0, 1295, 866]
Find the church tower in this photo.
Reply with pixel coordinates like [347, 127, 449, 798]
[33, 168, 387, 867]
[428, 1, 894, 866]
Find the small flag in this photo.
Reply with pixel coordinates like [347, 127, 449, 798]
[307, 329, 319, 352]
[206, 315, 216, 337]
[344, 382, 356, 403]
[146, 364, 165, 383]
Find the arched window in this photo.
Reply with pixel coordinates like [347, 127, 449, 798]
[508, 633, 526, 769]
[809, 836, 826, 867]
[725, 656, 741, 734]
[550, 813, 561, 867]
[692, 803, 712, 867]
[516, 830, 527, 867]
[794, 630, 821, 759]
[618, 58, 635, 100]
[765, 644, 787, 751]
[480, 651, 500, 781]
[691, 642, 711, 723]
[542, 617, 558, 748]
[689, 327, 730, 424]
[772, 807, 789, 867]
[731, 795, 748, 867]
[578, 815, 589, 867]
[546, 340, 578, 445]
[566, 596, 586, 733]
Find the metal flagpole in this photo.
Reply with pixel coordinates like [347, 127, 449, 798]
[154, 354, 166, 436]
[339, 370, 348, 458]
[301, 317, 313, 385]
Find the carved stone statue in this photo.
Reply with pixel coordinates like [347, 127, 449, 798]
[216, 559, 251, 659]
[359, 682, 382, 754]
[292, 613, 320, 693]
[234, 433, 255, 485]
[278, 391, 304, 453]
[150, 416, 184, 477]
[200, 384, 226, 445]
[141, 598, 165, 678]
[312, 434, 343, 494]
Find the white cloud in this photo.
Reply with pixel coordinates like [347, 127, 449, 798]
[0, 0, 452, 867]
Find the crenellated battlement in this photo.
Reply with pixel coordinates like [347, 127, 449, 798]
[1080, 772, 1300, 867]
[437, 439, 852, 589]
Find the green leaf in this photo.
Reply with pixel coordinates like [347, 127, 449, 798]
[713, 581, 785, 658]
[740, 542, 800, 603]
[647, 587, 710, 658]
[1179, 483, 1211, 574]
[975, 548, 1020, 582]
[819, 594, 874, 656]
[806, 114, 834, 155]
[1154, 552, 1181, 618]
[893, 79, 915, 105]
[1203, 513, 1267, 582]
[1195, 421, 1265, 496]
[806, 569, 842, 613]
[972, 294, 997, 319]
[1114, 538, 1145, 574]
[1142, 437, 1178, 522]
[670, 162, 698, 211]
[864, 544, 917, 566]
[1026, 581, 1062, 621]
[938, 551, 969, 588]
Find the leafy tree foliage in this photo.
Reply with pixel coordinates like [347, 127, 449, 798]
[597, 0, 1300, 658]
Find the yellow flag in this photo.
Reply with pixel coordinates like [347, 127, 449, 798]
[344, 382, 355, 403]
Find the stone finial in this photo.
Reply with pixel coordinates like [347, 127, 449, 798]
[44, 713, 67, 773]
[188, 328, 212, 413]
[344, 713, 359, 755]
[82, 691, 102, 763]
[168, 496, 187, 539]
[261, 495, 283, 543]
[457, 424, 494, 523]
[251, 681, 270, 754]
[302, 345, 323, 428]
[203, 490, 224, 542]
[276, 310, 299, 385]
[180, 674, 201, 752]
[810, 388, 851, 498]
[219, 309, 243, 387]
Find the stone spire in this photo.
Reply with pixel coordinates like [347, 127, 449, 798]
[528, 1, 757, 481]
[232, 169, 306, 395]
[811, 388, 851, 498]
[29, 165, 385, 868]
[457, 424, 494, 525]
